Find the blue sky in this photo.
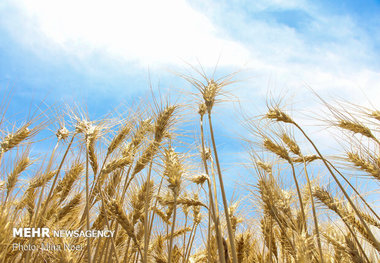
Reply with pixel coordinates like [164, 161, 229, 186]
[1, 0, 380, 197]
[1, 0, 379, 105]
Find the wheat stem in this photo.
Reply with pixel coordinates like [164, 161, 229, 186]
[143, 161, 154, 263]
[268, 217, 273, 263]
[184, 223, 199, 263]
[85, 137, 92, 263]
[200, 114, 226, 263]
[25, 135, 75, 263]
[326, 159, 380, 221]
[31, 141, 59, 225]
[167, 194, 178, 263]
[182, 215, 188, 263]
[38, 133, 76, 224]
[293, 122, 380, 252]
[290, 162, 307, 231]
[208, 113, 238, 263]
[314, 187, 371, 263]
[303, 160, 324, 263]
[98, 190, 120, 263]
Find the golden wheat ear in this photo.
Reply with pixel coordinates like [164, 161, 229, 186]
[1, 125, 31, 154]
[5, 149, 32, 202]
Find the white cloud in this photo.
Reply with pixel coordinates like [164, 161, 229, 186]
[2, 0, 380, 108]
[8, 0, 251, 67]
[217, 2, 380, 109]
[247, 0, 308, 11]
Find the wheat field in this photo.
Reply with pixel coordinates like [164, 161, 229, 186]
[0, 71, 379, 263]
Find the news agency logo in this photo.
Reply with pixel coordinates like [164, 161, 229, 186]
[13, 228, 50, 238]
[12, 228, 115, 238]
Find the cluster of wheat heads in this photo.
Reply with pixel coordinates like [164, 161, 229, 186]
[0, 73, 379, 263]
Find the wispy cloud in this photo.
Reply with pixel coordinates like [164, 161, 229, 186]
[1, 0, 379, 110]
[193, 0, 380, 107]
